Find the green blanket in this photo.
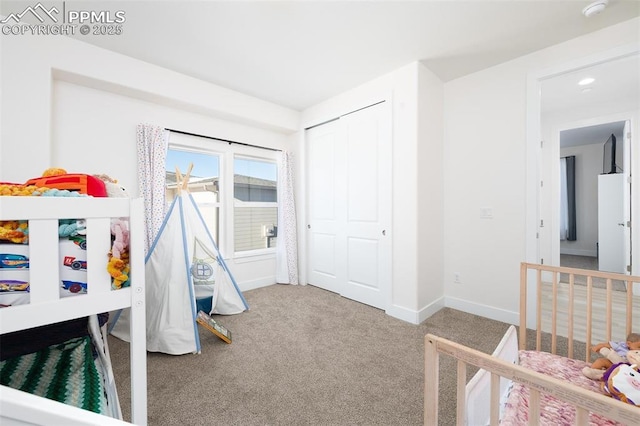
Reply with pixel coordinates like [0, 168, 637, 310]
[0, 335, 107, 414]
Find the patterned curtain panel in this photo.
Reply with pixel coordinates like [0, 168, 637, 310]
[276, 151, 299, 284]
[136, 124, 169, 253]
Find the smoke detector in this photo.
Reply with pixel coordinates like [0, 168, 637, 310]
[583, 0, 609, 17]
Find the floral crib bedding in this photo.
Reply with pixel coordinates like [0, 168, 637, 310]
[500, 350, 623, 426]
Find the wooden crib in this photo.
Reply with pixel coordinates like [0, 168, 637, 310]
[424, 262, 640, 425]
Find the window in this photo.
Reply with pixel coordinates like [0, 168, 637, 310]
[165, 148, 220, 243]
[233, 156, 278, 253]
[164, 138, 278, 257]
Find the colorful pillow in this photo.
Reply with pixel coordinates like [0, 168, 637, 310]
[25, 174, 107, 197]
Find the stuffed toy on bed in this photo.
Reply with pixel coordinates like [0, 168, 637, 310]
[601, 358, 640, 406]
[586, 349, 640, 406]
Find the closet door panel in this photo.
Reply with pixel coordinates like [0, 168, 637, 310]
[340, 103, 391, 309]
[307, 120, 343, 293]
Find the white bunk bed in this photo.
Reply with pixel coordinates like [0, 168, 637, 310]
[0, 197, 147, 425]
[425, 262, 640, 425]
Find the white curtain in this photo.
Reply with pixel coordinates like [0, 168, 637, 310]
[276, 151, 299, 284]
[136, 124, 169, 254]
[559, 157, 569, 241]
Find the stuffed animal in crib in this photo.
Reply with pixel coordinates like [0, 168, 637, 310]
[599, 349, 640, 406]
[582, 347, 640, 380]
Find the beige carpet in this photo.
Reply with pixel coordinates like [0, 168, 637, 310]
[107, 285, 519, 425]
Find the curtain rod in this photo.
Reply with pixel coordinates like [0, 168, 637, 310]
[166, 128, 282, 152]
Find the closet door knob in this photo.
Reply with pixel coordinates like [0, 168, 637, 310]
[382, 230, 386, 236]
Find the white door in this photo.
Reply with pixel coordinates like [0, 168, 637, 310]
[306, 102, 391, 310]
[598, 173, 626, 273]
[307, 119, 344, 294]
[622, 120, 632, 274]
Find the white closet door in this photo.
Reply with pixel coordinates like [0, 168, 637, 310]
[306, 102, 391, 310]
[339, 104, 391, 309]
[307, 119, 344, 294]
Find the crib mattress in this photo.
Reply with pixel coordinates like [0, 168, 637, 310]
[500, 350, 622, 426]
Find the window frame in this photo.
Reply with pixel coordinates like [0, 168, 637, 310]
[166, 134, 279, 261]
[232, 154, 278, 257]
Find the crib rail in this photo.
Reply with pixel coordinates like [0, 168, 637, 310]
[424, 333, 640, 426]
[520, 262, 640, 362]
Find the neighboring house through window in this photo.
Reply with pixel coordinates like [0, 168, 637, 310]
[165, 141, 277, 258]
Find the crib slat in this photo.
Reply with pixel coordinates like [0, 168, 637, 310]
[490, 373, 499, 426]
[551, 272, 558, 354]
[567, 273, 575, 359]
[424, 336, 439, 426]
[606, 279, 613, 342]
[456, 360, 466, 425]
[575, 407, 588, 425]
[536, 269, 542, 351]
[627, 282, 633, 337]
[528, 389, 540, 425]
[519, 263, 527, 351]
[586, 276, 593, 363]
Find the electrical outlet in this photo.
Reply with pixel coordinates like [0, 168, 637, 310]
[454, 272, 461, 284]
[480, 207, 493, 219]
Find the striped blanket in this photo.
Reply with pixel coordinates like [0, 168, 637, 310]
[0, 335, 107, 414]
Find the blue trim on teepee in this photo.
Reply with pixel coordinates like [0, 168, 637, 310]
[145, 196, 178, 264]
[187, 193, 249, 310]
[178, 195, 201, 353]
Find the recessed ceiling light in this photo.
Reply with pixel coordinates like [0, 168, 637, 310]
[578, 77, 595, 86]
[583, 0, 608, 18]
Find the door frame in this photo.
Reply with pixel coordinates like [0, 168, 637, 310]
[547, 115, 632, 270]
[526, 43, 640, 302]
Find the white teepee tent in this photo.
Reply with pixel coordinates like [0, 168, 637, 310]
[111, 167, 248, 355]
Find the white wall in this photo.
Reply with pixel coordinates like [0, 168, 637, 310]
[443, 18, 640, 324]
[559, 143, 601, 257]
[1, 32, 300, 292]
[417, 64, 444, 312]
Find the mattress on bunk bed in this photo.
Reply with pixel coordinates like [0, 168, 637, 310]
[0, 313, 108, 361]
[500, 350, 622, 426]
[0, 335, 108, 414]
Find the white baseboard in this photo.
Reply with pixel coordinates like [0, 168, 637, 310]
[238, 277, 276, 292]
[444, 296, 518, 325]
[560, 248, 597, 257]
[386, 297, 445, 325]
